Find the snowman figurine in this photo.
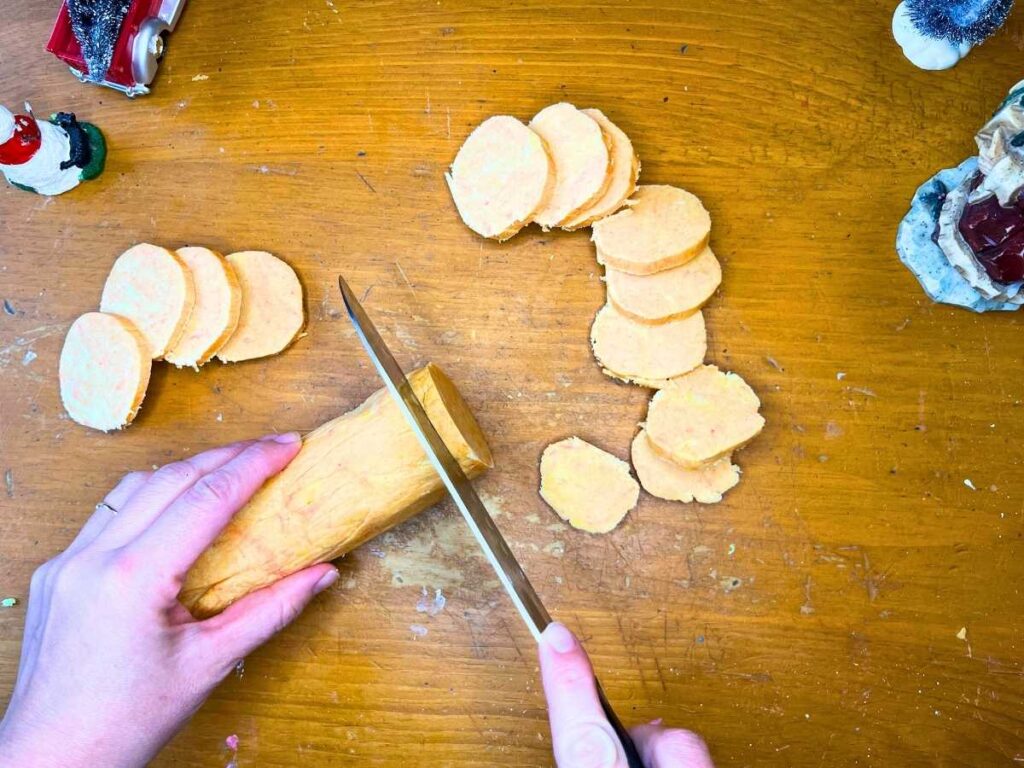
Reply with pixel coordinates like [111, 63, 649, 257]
[892, 0, 1014, 70]
[0, 104, 106, 195]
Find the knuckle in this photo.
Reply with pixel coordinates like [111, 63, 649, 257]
[153, 461, 198, 490]
[549, 656, 594, 691]
[557, 721, 619, 768]
[29, 563, 50, 593]
[122, 470, 153, 488]
[47, 558, 86, 598]
[654, 728, 710, 764]
[108, 549, 142, 581]
[272, 599, 300, 634]
[185, 468, 241, 508]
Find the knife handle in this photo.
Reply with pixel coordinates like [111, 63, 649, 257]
[595, 678, 645, 768]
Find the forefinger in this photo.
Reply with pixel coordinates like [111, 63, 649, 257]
[96, 439, 255, 550]
[127, 433, 302, 582]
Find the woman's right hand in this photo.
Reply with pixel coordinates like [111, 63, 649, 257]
[538, 622, 715, 768]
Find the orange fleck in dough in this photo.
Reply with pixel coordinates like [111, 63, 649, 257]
[631, 430, 739, 504]
[446, 115, 554, 241]
[606, 246, 722, 324]
[164, 247, 242, 368]
[592, 185, 711, 275]
[539, 437, 639, 533]
[591, 302, 706, 386]
[529, 103, 612, 228]
[216, 251, 304, 363]
[59, 312, 152, 432]
[645, 365, 765, 468]
[561, 109, 639, 230]
[99, 243, 195, 359]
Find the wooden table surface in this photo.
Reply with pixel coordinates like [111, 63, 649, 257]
[2, 1, 1023, 765]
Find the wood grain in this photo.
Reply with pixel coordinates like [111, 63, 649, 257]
[1, 1, 1023, 765]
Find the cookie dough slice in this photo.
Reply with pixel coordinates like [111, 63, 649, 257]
[631, 430, 739, 504]
[528, 103, 612, 228]
[646, 365, 765, 468]
[592, 185, 711, 275]
[561, 109, 639, 230]
[539, 437, 639, 533]
[59, 312, 152, 432]
[164, 247, 242, 368]
[605, 245, 722, 323]
[216, 251, 305, 363]
[99, 243, 196, 359]
[446, 115, 554, 241]
[591, 302, 706, 386]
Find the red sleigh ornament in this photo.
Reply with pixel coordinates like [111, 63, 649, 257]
[46, 0, 188, 97]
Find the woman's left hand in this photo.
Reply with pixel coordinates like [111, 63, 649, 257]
[0, 433, 339, 768]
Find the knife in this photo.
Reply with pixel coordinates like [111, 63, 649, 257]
[338, 276, 644, 768]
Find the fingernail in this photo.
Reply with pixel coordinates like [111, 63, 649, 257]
[313, 568, 339, 594]
[650, 718, 663, 726]
[262, 432, 301, 444]
[542, 622, 578, 653]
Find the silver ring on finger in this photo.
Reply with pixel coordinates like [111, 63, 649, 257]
[95, 501, 119, 516]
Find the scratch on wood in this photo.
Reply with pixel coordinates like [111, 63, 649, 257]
[800, 576, 815, 615]
[652, 655, 668, 691]
[395, 260, 416, 294]
[4, 469, 12, 498]
[861, 551, 879, 601]
[847, 386, 877, 398]
[355, 170, 376, 193]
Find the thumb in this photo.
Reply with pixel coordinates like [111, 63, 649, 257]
[197, 563, 338, 664]
[630, 722, 715, 768]
[539, 622, 628, 768]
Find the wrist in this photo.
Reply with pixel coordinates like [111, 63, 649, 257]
[0, 707, 149, 768]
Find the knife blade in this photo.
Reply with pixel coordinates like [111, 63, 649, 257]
[338, 276, 643, 768]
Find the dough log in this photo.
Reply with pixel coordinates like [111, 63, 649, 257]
[180, 363, 493, 618]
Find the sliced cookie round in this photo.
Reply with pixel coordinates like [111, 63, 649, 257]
[528, 103, 612, 228]
[446, 115, 554, 241]
[592, 185, 711, 275]
[99, 243, 195, 359]
[164, 246, 242, 368]
[605, 245, 721, 323]
[216, 251, 305, 363]
[59, 312, 152, 432]
[631, 430, 739, 504]
[591, 302, 706, 386]
[539, 436, 639, 533]
[645, 365, 765, 468]
[561, 108, 639, 230]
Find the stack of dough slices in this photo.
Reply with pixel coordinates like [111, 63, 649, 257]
[587, 185, 764, 505]
[446, 103, 639, 240]
[448, 109, 764, 526]
[59, 243, 304, 432]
